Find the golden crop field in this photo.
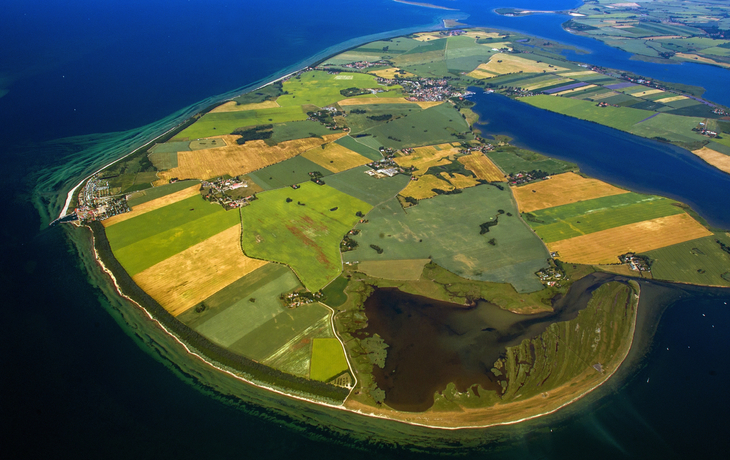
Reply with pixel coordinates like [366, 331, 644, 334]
[102, 183, 200, 227]
[209, 100, 280, 113]
[655, 95, 688, 103]
[523, 78, 574, 91]
[394, 143, 459, 175]
[457, 152, 505, 181]
[337, 97, 439, 109]
[368, 67, 416, 79]
[554, 84, 597, 96]
[440, 172, 480, 189]
[357, 259, 430, 280]
[133, 225, 269, 317]
[626, 88, 664, 97]
[467, 68, 498, 79]
[155, 133, 345, 184]
[558, 71, 599, 77]
[468, 54, 568, 78]
[301, 142, 372, 173]
[399, 174, 454, 200]
[692, 146, 730, 174]
[675, 53, 730, 69]
[547, 213, 712, 264]
[513, 172, 630, 213]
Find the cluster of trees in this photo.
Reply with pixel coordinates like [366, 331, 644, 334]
[233, 124, 274, 144]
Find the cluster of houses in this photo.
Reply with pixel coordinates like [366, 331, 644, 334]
[74, 175, 130, 222]
[375, 77, 466, 102]
[618, 253, 652, 272]
[508, 170, 551, 186]
[282, 290, 324, 308]
[536, 265, 565, 288]
[695, 121, 720, 138]
[201, 176, 256, 209]
[338, 60, 390, 70]
[365, 158, 402, 178]
[596, 102, 619, 108]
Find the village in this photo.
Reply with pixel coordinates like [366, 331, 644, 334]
[74, 175, 130, 222]
[618, 253, 652, 272]
[201, 176, 256, 209]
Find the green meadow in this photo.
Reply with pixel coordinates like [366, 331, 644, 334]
[642, 234, 730, 287]
[174, 106, 308, 140]
[241, 181, 372, 291]
[310, 338, 349, 382]
[526, 193, 684, 243]
[277, 71, 379, 108]
[324, 165, 410, 206]
[343, 185, 549, 292]
[486, 146, 576, 176]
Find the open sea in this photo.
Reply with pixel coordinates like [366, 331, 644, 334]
[2, 1, 729, 457]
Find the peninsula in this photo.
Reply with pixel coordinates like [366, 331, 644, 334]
[65, 26, 730, 429]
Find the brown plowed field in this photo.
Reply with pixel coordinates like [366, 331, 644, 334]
[513, 172, 629, 213]
[133, 225, 269, 316]
[155, 133, 345, 184]
[457, 152, 505, 182]
[547, 213, 712, 264]
[102, 183, 200, 227]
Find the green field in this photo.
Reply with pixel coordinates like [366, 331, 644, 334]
[525, 193, 684, 243]
[126, 180, 200, 207]
[148, 150, 178, 170]
[106, 195, 240, 275]
[445, 35, 495, 72]
[344, 104, 422, 134]
[322, 275, 349, 308]
[628, 112, 705, 145]
[174, 106, 308, 140]
[310, 338, 349, 382]
[277, 71, 379, 108]
[335, 136, 382, 161]
[521, 95, 653, 131]
[269, 120, 339, 143]
[365, 103, 473, 149]
[264, 313, 333, 377]
[486, 146, 576, 175]
[149, 140, 190, 154]
[324, 165, 410, 206]
[229, 302, 330, 361]
[342, 185, 549, 292]
[241, 181, 372, 291]
[247, 156, 332, 190]
[356, 259, 430, 280]
[642, 233, 730, 287]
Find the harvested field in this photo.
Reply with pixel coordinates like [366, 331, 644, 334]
[523, 78, 574, 91]
[692, 147, 730, 174]
[156, 133, 344, 184]
[338, 97, 438, 109]
[548, 213, 712, 264]
[655, 95, 688, 104]
[394, 143, 459, 175]
[457, 152, 505, 181]
[559, 71, 600, 77]
[513, 172, 630, 213]
[399, 174, 454, 200]
[210, 100, 280, 113]
[133, 225, 269, 317]
[301, 142, 372, 173]
[356, 259, 430, 280]
[625, 88, 664, 97]
[470, 54, 568, 77]
[675, 53, 730, 69]
[103, 183, 200, 227]
[440, 172, 480, 189]
[555, 84, 597, 96]
[368, 68, 416, 79]
[467, 68, 499, 79]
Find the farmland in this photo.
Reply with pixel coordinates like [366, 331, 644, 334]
[547, 213, 712, 264]
[241, 181, 372, 291]
[301, 142, 372, 173]
[103, 182, 201, 226]
[486, 146, 576, 176]
[310, 338, 349, 382]
[247, 155, 332, 190]
[364, 103, 473, 148]
[106, 195, 240, 276]
[356, 259, 430, 280]
[642, 233, 730, 287]
[457, 152, 505, 182]
[156, 133, 344, 184]
[174, 106, 308, 140]
[526, 193, 685, 243]
[513, 172, 629, 213]
[342, 185, 549, 292]
[324, 165, 410, 206]
[277, 71, 379, 108]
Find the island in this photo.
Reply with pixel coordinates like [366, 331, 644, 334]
[61, 26, 730, 429]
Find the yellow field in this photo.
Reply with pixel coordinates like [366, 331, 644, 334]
[692, 146, 730, 174]
[155, 133, 345, 184]
[399, 175, 454, 200]
[337, 97, 439, 109]
[209, 100, 280, 113]
[368, 67, 416, 79]
[548, 213, 712, 264]
[627, 88, 664, 97]
[513, 172, 630, 213]
[655, 95, 688, 103]
[467, 54, 568, 78]
[301, 142, 372, 173]
[559, 71, 600, 77]
[356, 259, 430, 280]
[467, 68, 499, 79]
[133, 225, 269, 316]
[457, 152, 505, 181]
[394, 143, 458, 175]
[440, 172, 480, 189]
[523, 78, 574, 91]
[554, 84, 597, 96]
[102, 183, 200, 227]
[675, 53, 730, 69]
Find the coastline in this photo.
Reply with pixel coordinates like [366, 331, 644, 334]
[393, 0, 457, 11]
[85, 209, 642, 429]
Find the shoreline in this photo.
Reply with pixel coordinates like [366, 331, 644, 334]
[85, 214, 642, 430]
[393, 0, 458, 11]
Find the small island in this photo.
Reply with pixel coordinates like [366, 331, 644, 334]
[62, 25, 730, 428]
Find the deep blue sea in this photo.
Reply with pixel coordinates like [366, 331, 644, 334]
[2, 1, 729, 458]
